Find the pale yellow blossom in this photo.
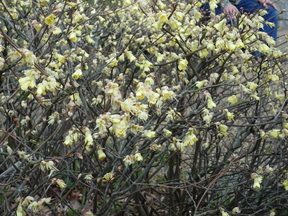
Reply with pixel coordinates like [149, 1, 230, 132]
[44, 13, 56, 25]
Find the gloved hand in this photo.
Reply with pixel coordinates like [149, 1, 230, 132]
[258, 0, 278, 10]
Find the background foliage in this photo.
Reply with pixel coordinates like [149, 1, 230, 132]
[0, 0, 288, 215]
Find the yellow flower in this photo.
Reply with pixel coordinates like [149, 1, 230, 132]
[32, 20, 42, 31]
[220, 210, 230, 216]
[142, 130, 156, 138]
[19, 76, 36, 90]
[103, 172, 114, 182]
[107, 58, 118, 67]
[214, 19, 226, 31]
[39, 197, 51, 205]
[40, 160, 58, 172]
[178, 59, 188, 71]
[56, 179, 67, 188]
[68, 32, 77, 42]
[112, 118, 129, 138]
[44, 13, 56, 25]
[232, 207, 241, 214]
[136, 82, 146, 100]
[161, 86, 175, 100]
[52, 26, 62, 35]
[168, 18, 181, 30]
[63, 134, 73, 146]
[84, 174, 93, 182]
[175, 140, 185, 152]
[269, 129, 280, 138]
[97, 146, 106, 160]
[194, 10, 202, 21]
[259, 43, 270, 53]
[227, 95, 238, 105]
[55, 53, 66, 63]
[121, 99, 134, 112]
[282, 179, 288, 190]
[175, 11, 185, 21]
[67, 2, 78, 7]
[84, 127, 94, 148]
[247, 82, 258, 90]
[17, 203, 26, 216]
[72, 11, 83, 23]
[125, 51, 136, 62]
[123, 155, 134, 166]
[27, 201, 39, 212]
[224, 109, 234, 120]
[196, 80, 208, 89]
[157, 12, 168, 24]
[21, 49, 37, 65]
[282, 128, 288, 136]
[183, 133, 198, 146]
[251, 173, 263, 189]
[219, 124, 228, 136]
[226, 41, 236, 51]
[207, 98, 216, 109]
[235, 38, 245, 48]
[147, 91, 160, 105]
[140, 60, 152, 72]
[209, 0, 218, 10]
[133, 152, 143, 162]
[199, 48, 209, 58]
[163, 129, 172, 136]
[72, 69, 83, 79]
[22, 196, 34, 207]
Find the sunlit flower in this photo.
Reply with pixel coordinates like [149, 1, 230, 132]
[44, 13, 57, 25]
[142, 130, 156, 138]
[269, 129, 281, 138]
[178, 59, 188, 71]
[21, 49, 37, 65]
[121, 99, 134, 112]
[72, 68, 83, 79]
[68, 32, 77, 42]
[161, 86, 175, 101]
[52, 26, 62, 35]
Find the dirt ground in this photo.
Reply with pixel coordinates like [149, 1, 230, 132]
[277, 28, 288, 53]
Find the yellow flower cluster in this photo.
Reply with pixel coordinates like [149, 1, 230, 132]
[123, 152, 143, 166]
[169, 128, 198, 152]
[17, 196, 51, 215]
[251, 173, 263, 189]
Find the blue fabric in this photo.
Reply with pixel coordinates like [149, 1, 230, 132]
[236, 0, 278, 40]
[201, 0, 278, 40]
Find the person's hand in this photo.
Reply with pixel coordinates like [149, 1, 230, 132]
[258, 0, 278, 10]
[223, 4, 240, 16]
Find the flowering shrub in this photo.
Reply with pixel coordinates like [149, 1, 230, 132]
[0, 0, 288, 215]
